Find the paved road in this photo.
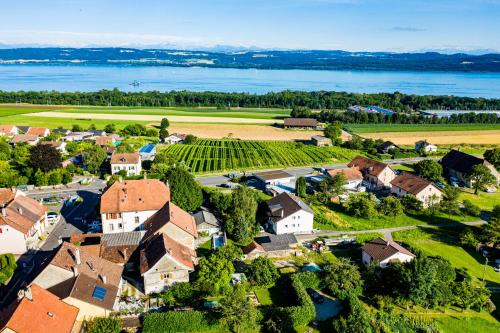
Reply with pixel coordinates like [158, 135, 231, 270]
[197, 157, 431, 187]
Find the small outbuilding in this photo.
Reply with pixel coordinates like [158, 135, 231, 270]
[361, 238, 415, 268]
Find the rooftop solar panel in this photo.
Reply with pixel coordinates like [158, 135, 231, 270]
[92, 286, 107, 301]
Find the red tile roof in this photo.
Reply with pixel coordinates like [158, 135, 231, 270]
[0, 125, 16, 134]
[361, 238, 415, 262]
[0, 190, 47, 234]
[10, 134, 39, 144]
[110, 152, 141, 164]
[327, 167, 363, 181]
[347, 156, 390, 177]
[390, 172, 440, 195]
[283, 118, 318, 127]
[140, 233, 196, 274]
[1, 284, 79, 333]
[26, 127, 50, 136]
[143, 201, 198, 239]
[243, 241, 265, 254]
[100, 179, 170, 213]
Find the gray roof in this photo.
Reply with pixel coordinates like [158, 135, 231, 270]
[266, 192, 314, 222]
[193, 209, 219, 227]
[254, 233, 298, 252]
[255, 170, 293, 181]
[101, 231, 144, 247]
[311, 135, 331, 141]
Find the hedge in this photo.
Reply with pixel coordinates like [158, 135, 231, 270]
[277, 274, 316, 327]
[293, 271, 321, 290]
[0, 253, 17, 285]
[142, 311, 219, 333]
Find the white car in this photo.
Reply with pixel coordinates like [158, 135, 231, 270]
[47, 212, 60, 224]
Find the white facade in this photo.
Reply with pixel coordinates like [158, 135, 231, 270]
[391, 183, 442, 208]
[142, 256, 191, 294]
[270, 210, 314, 235]
[0, 216, 46, 255]
[362, 250, 414, 268]
[366, 166, 396, 189]
[164, 135, 185, 144]
[101, 209, 156, 234]
[111, 161, 142, 176]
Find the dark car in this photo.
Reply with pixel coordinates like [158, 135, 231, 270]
[306, 288, 324, 304]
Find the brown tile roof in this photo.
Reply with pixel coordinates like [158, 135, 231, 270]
[327, 167, 363, 181]
[0, 190, 47, 234]
[26, 127, 49, 136]
[243, 241, 265, 254]
[254, 170, 293, 181]
[283, 118, 318, 127]
[265, 192, 314, 222]
[95, 136, 114, 146]
[144, 201, 198, 239]
[10, 134, 39, 144]
[347, 156, 390, 177]
[48, 242, 123, 310]
[140, 233, 195, 274]
[100, 179, 170, 213]
[1, 284, 79, 333]
[362, 238, 415, 262]
[0, 125, 16, 134]
[110, 152, 141, 164]
[390, 172, 440, 195]
[42, 141, 64, 148]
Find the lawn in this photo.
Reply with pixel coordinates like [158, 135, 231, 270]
[390, 163, 415, 172]
[0, 107, 51, 117]
[346, 123, 500, 133]
[459, 190, 499, 211]
[434, 314, 500, 333]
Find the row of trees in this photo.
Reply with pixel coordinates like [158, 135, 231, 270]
[2, 89, 500, 112]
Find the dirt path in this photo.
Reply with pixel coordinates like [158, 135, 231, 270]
[23, 111, 280, 124]
[362, 130, 500, 145]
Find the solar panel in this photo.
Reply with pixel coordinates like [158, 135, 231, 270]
[92, 286, 107, 301]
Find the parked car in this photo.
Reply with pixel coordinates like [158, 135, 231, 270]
[306, 288, 324, 304]
[486, 187, 497, 193]
[435, 182, 446, 189]
[47, 212, 61, 224]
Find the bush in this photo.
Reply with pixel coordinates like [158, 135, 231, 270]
[378, 196, 404, 216]
[400, 194, 423, 212]
[459, 229, 479, 249]
[85, 317, 121, 333]
[344, 194, 377, 218]
[246, 257, 279, 287]
[142, 311, 219, 333]
[275, 274, 316, 327]
[293, 271, 320, 289]
[462, 199, 481, 217]
[0, 253, 17, 285]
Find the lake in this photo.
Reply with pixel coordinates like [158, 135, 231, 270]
[1, 65, 500, 98]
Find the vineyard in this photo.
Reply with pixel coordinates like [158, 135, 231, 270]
[158, 139, 361, 173]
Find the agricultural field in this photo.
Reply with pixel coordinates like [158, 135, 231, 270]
[361, 129, 500, 145]
[158, 139, 361, 173]
[346, 123, 500, 133]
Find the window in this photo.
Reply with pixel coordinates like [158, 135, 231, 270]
[135, 216, 140, 224]
[118, 223, 123, 229]
[285, 225, 288, 228]
[109, 224, 114, 231]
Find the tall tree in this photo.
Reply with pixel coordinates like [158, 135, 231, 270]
[467, 164, 496, 194]
[29, 143, 62, 172]
[82, 145, 107, 174]
[160, 117, 170, 129]
[323, 121, 342, 144]
[414, 159, 443, 182]
[246, 257, 279, 287]
[225, 186, 258, 242]
[218, 285, 257, 333]
[162, 167, 203, 212]
[482, 205, 500, 247]
[295, 176, 307, 197]
[322, 258, 363, 298]
[484, 148, 500, 169]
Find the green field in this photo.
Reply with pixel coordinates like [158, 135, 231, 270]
[459, 190, 500, 211]
[346, 123, 500, 133]
[158, 139, 360, 173]
[0, 107, 52, 117]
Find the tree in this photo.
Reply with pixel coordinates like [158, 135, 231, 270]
[184, 134, 197, 144]
[104, 123, 116, 133]
[72, 124, 83, 132]
[484, 148, 500, 169]
[462, 199, 481, 217]
[323, 121, 342, 144]
[29, 143, 62, 172]
[322, 258, 363, 298]
[400, 194, 423, 213]
[295, 176, 307, 197]
[246, 257, 279, 287]
[86, 317, 122, 333]
[160, 117, 170, 129]
[378, 196, 404, 216]
[0, 253, 17, 285]
[196, 246, 237, 295]
[159, 128, 169, 141]
[459, 229, 479, 249]
[440, 186, 461, 215]
[344, 194, 377, 218]
[82, 145, 107, 174]
[218, 284, 257, 333]
[467, 164, 496, 194]
[0, 161, 22, 187]
[290, 106, 311, 118]
[0, 141, 11, 160]
[414, 159, 443, 182]
[482, 205, 500, 247]
[225, 186, 258, 242]
[33, 169, 48, 186]
[88, 123, 97, 131]
[161, 282, 196, 307]
[331, 294, 372, 333]
[319, 173, 346, 202]
[162, 167, 203, 212]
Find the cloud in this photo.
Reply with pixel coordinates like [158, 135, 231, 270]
[390, 26, 426, 32]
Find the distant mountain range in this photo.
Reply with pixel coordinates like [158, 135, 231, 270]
[0, 47, 499, 72]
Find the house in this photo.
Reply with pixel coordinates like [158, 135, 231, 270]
[110, 152, 142, 176]
[243, 233, 299, 259]
[53, 128, 71, 135]
[42, 141, 67, 153]
[265, 192, 314, 235]
[0, 125, 19, 137]
[390, 172, 443, 207]
[95, 135, 115, 146]
[440, 149, 500, 187]
[32, 242, 123, 321]
[0, 188, 48, 254]
[16, 126, 31, 134]
[26, 127, 50, 137]
[100, 178, 170, 234]
[164, 133, 187, 144]
[193, 208, 220, 236]
[90, 130, 106, 137]
[0, 284, 79, 333]
[326, 167, 364, 191]
[61, 132, 94, 142]
[347, 156, 396, 189]
[139, 143, 157, 161]
[254, 170, 295, 187]
[311, 135, 332, 147]
[139, 233, 196, 294]
[415, 140, 437, 153]
[10, 134, 40, 146]
[378, 141, 397, 154]
[143, 201, 198, 250]
[361, 238, 415, 268]
[283, 118, 318, 129]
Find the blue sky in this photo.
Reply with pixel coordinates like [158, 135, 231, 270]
[1, 0, 499, 52]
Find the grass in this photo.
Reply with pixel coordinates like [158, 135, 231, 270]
[253, 287, 273, 306]
[390, 163, 415, 172]
[0, 107, 50, 117]
[459, 190, 500, 211]
[434, 314, 500, 333]
[346, 123, 500, 133]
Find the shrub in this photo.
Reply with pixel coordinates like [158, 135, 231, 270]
[378, 196, 404, 216]
[0, 253, 17, 285]
[86, 317, 121, 333]
[344, 194, 377, 218]
[275, 274, 316, 327]
[459, 229, 479, 249]
[246, 257, 279, 287]
[142, 311, 219, 333]
[293, 271, 320, 289]
[462, 199, 481, 217]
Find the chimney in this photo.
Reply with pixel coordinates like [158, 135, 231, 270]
[47, 312, 54, 318]
[72, 266, 78, 277]
[281, 209, 284, 218]
[24, 286, 33, 301]
[122, 248, 128, 259]
[1, 207, 6, 217]
[118, 176, 123, 183]
[74, 248, 81, 265]
[143, 173, 147, 180]
[18, 207, 23, 215]
[100, 274, 107, 284]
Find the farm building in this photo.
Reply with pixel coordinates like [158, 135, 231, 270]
[283, 118, 318, 129]
[415, 140, 437, 153]
[440, 149, 499, 187]
[366, 106, 396, 116]
[311, 135, 332, 147]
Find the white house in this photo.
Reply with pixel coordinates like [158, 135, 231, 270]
[110, 152, 142, 176]
[255, 170, 295, 187]
[100, 179, 171, 234]
[415, 140, 437, 153]
[0, 125, 19, 137]
[265, 192, 314, 235]
[164, 133, 187, 144]
[390, 172, 443, 207]
[326, 167, 364, 191]
[193, 208, 220, 236]
[347, 156, 396, 190]
[0, 188, 48, 254]
[361, 238, 415, 268]
[140, 233, 196, 294]
[61, 131, 94, 142]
